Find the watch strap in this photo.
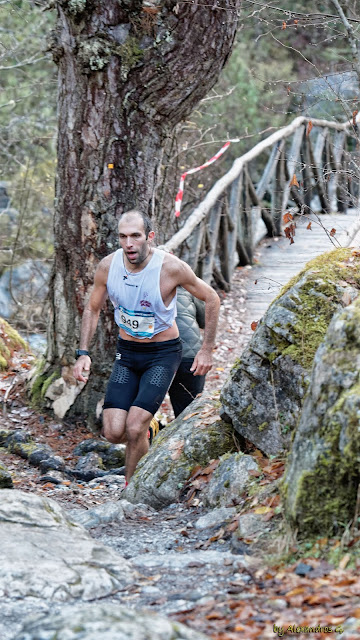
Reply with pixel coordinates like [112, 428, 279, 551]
[75, 349, 90, 357]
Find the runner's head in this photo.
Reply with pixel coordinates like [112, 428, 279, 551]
[118, 210, 155, 265]
[119, 210, 153, 238]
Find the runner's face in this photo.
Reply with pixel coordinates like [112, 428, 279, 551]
[118, 216, 151, 265]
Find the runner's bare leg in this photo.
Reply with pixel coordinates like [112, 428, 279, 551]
[125, 405, 152, 479]
[102, 408, 127, 444]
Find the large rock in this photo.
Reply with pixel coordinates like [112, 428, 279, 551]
[283, 297, 360, 536]
[202, 452, 259, 508]
[0, 490, 137, 600]
[16, 603, 210, 640]
[221, 248, 360, 455]
[125, 394, 235, 509]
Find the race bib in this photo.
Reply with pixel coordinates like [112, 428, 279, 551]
[115, 305, 155, 338]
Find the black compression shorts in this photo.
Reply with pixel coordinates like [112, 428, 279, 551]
[103, 337, 182, 416]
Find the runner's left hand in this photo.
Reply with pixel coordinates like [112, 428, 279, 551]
[190, 348, 213, 376]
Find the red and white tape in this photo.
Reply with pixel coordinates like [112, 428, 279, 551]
[174, 141, 232, 217]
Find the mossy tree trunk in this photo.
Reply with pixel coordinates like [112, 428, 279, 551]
[42, 0, 239, 421]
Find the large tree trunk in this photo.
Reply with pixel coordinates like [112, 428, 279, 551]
[39, 0, 239, 423]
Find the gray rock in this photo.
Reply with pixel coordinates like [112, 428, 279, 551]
[16, 603, 210, 640]
[221, 248, 360, 455]
[125, 394, 236, 509]
[0, 490, 137, 600]
[67, 501, 126, 528]
[132, 550, 245, 569]
[283, 296, 360, 535]
[238, 512, 268, 537]
[66, 499, 155, 528]
[195, 507, 236, 530]
[202, 452, 260, 507]
[73, 439, 126, 469]
[0, 462, 13, 488]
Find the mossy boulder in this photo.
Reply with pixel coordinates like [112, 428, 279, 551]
[221, 248, 360, 455]
[125, 394, 236, 510]
[73, 439, 126, 469]
[283, 296, 360, 536]
[0, 461, 13, 488]
[0, 317, 27, 369]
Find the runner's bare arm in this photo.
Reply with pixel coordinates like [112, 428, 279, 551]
[73, 257, 110, 382]
[169, 257, 220, 376]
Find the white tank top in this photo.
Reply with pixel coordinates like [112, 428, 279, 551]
[107, 248, 177, 339]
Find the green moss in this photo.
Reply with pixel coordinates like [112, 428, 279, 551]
[116, 37, 143, 79]
[0, 318, 27, 369]
[239, 404, 253, 420]
[258, 421, 268, 432]
[231, 357, 242, 371]
[284, 380, 360, 536]
[270, 248, 360, 369]
[30, 366, 60, 406]
[41, 371, 58, 397]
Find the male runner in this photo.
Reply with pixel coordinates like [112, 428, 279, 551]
[73, 210, 220, 483]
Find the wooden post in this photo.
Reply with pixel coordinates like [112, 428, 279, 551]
[247, 169, 276, 236]
[272, 142, 286, 235]
[300, 136, 313, 211]
[282, 125, 305, 212]
[201, 201, 223, 284]
[241, 168, 254, 262]
[185, 221, 205, 272]
[308, 136, 331, 213]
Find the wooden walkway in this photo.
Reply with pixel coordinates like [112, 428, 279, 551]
[205, 207, 360, 395]
[243, 207, 360, 330]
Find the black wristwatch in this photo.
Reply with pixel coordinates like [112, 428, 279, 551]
[75, 349, 90, 358]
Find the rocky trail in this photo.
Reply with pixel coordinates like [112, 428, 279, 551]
[2, 227, 360, 639]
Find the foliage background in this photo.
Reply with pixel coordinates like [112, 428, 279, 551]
[0, 0, 358, 320]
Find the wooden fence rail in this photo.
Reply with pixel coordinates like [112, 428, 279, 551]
[162, 114, 360, 290]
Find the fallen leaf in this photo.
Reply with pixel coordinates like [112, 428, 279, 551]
[289, 174, 299, 187]
[251, 321, 258, 331]
[307, 221, 312, 230]
[306, 120, 313, 137]
[283, 212, 293, 224]
[339, 553, 351, 569]
[254, 506, 272, 514]
[183, 412, 199, 421]
[330, 228, 336, 237]
[341, 291, 352, 306]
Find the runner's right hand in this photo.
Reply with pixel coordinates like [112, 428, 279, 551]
[73, 355, 91, 383]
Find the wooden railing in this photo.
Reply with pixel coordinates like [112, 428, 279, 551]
[163, 115, 360, 290]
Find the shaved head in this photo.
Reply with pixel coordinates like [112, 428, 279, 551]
[119, 210, 152, 238]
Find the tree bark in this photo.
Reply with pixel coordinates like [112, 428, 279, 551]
[42, 0, 240, 422]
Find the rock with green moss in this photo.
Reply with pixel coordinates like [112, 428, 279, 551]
[125, 394, 236, 509]
[202, 452, 259, 508]
[17, 602, 210, 640]
[0, 461, 13, 488]
[73, 439, 126, 469]
[283, 296, 360, 536]
[221, 248, 360, 455]
[0, 317, 27, 369]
